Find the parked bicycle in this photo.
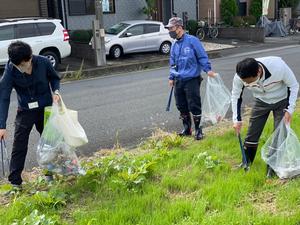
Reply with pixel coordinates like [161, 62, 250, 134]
[287, 18, 300, 35]
[196, 20, 218, 40]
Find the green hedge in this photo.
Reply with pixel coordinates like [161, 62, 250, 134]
[220, 0, 238, 25]
[69, 30, 93, 43]
[186, 20, 198, 35]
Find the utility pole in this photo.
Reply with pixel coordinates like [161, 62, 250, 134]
[93, 0, 106, 66]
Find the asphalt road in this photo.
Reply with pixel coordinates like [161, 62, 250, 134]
[3, 44, 300, 171]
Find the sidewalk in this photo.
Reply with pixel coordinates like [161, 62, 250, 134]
[58, 34, 300, 79]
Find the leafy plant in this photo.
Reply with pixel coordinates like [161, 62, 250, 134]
[193, 151, 221, 169]
[220, 0, 238, 25]
[142, 0, 157, 20]
[69, 30, 92, 43]
[186, 20, 198, 35]
[249, 0, 262, 22]
[11, 210, 57, 225]
[279, 0, 300, 8]
[232, 16, 245, 27]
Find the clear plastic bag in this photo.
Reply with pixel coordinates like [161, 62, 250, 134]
[261, 119, 300, 179]
[201, 74, 231, 126]
[37, 104, 85, 175]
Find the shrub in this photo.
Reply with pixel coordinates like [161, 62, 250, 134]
[186, 20, 198, 35]
[232, 16, 244, 27]
[243, 15, 257, 26]
[249, 0, 262, 22]
[69, 30, 93, 43]
[220, 0, 238, 25]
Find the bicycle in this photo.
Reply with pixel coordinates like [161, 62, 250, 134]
[287, 18, 300, 35]
[196, 20, 218, 41]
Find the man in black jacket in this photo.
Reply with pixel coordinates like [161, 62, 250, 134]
[0, 41, 60, 188]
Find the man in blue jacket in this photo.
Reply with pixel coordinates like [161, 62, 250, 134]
[0, 41, 60, 189]
[165, 17, 215, 140]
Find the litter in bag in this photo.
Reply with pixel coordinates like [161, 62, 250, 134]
[261, 119, 300, 179]
[47, 96, 88, 147]
[37, 103, 85, 175]
[201, 74, 231, 126]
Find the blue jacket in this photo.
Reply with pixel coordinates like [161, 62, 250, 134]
[0, 55, 60, 129]
[169, 33, 211, 80]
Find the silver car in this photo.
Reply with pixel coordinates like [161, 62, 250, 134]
[92, 20, 173, 58]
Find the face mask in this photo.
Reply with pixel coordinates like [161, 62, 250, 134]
[245, 75, 260, 87]
[169, 30, 177, 39]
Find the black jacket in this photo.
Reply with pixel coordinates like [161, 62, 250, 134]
[0, 55, 60, 129]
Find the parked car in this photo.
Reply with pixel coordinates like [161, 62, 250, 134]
[0, 18, 71, 69]
[90, 20, 173, 58]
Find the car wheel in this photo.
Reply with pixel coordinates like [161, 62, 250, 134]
[160, 42, 171, 54]
[110, 46, 122, 59]
[41, 51, 59, 69]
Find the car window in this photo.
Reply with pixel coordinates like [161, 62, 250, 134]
[106, 23, 130, 35]
[37, 22, 56, 35]
[16, 23, 39, 38]
[0, 25, 15, 41]
[125, 25, 144, 36]
[144, 24, 160, 34]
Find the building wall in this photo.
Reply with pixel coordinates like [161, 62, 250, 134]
[173, 0, 197, 20]
[0, 0, 41, 18]
[66, 0, 147, 30]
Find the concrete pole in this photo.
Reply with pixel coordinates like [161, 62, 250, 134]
[93, 0, 106, 66]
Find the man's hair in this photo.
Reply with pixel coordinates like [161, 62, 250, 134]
[8, 41, 32, 65]
[236, 58, 259, 79]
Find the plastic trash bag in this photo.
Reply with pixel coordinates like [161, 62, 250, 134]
[201, 74, 231, 126]
[0, 138, 10, 177]
[37, 104, 85, 175]
[261, 119, 300, 179]
[50, 96, 88, 147]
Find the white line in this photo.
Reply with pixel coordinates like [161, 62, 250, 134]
[223, 45, 300, 59]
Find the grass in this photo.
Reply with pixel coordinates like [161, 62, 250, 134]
[1, 110, 300, 224]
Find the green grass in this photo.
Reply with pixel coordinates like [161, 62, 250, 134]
[1, 111, 300, 225]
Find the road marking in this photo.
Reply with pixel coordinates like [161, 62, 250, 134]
[222, 45, 300, 59]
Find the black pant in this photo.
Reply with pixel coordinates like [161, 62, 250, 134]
[174, 77, 202, 115]
[8, 109, 44, 185]
[244, 98, 288, 148]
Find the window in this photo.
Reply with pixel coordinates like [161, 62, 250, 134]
[15, 23, 39, 39]
[37, 22, 56, 35]
[0, 25, 14, 41]
[126, 25, 144, 36]
[68, 0, 115, 16]
[144, 24, 160, 34]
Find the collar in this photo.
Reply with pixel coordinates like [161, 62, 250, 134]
[259, 62, 272, 80]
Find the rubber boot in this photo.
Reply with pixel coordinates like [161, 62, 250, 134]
[193, 115, 204, 140]
[238, 145, 257, 170]
[178, 113, 192, 136]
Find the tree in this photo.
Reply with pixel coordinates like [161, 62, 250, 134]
[142, 0, 157, 20]
[249, 0, 262, 22]
[220, 0, 238, 25]
[279, 0, 300, 8]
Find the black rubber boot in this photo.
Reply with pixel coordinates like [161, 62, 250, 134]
[178, 113, 192, 136]
[238, 145, 257, 171]
[193, 115, 204, 140]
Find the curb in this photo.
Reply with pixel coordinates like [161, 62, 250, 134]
[60, 50, 220, 80]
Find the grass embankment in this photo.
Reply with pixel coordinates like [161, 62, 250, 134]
[1, 110, 300, 224]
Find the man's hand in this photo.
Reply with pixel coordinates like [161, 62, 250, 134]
[207, 71, 216, 77]
[0, 129, 7, 139]
[233, 122, 242, 134]
[169, 79, 174, 87]
[284, 111, 291, 124]
[52, 94, 60, 104]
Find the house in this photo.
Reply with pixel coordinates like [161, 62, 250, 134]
[1, 0, 298, 30]
[0, 0, 198, 30]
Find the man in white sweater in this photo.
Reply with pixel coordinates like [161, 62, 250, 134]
[231, 57, 299, 178]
